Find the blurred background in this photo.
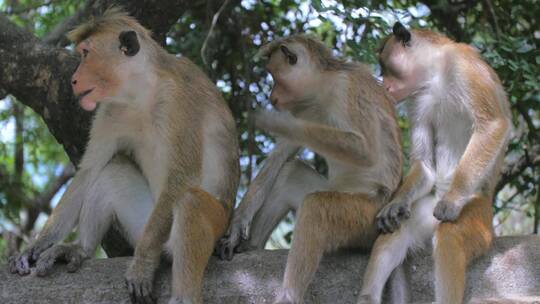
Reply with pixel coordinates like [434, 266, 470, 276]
[0, 0, 538, 261]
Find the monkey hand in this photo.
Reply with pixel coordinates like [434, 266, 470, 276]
[433, 199, 462, 222]
[33, 243, 89, 277]
[254, 110, 297, 138]
[125, 258, 157, 304]
[8, 240, 54, 275]
[376, 200, 411, 234]
[216, 219, 251, 261]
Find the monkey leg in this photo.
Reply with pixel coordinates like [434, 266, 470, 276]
[359, 195, 438, 304]
[275, 192, 381, 304]
[246, 160, 328, 250]
[167, 188, 228, 304]
[29, 155, 153, 277]
[433, 195, 493, 304]
[78, 155, 153, 253]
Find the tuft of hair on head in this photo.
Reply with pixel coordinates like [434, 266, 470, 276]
[256, 34, 353, 71]
[67, 6, 153, 45]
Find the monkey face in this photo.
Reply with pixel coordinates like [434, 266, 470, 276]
[265, 44, 319, 111]
[71, 30, 141, 111]
[378, 23, 422, 103]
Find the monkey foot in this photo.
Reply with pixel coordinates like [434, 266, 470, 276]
[125, 259, 157, 304]
[35, 243, 88, 277]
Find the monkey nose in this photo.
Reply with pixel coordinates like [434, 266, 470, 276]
[271, 97, 278, 106]
[71, 79, 77, 85]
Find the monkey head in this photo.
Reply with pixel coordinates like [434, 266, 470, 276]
[68, 10, 154, 112]
[378, 22, 447, 103]
[262, 38, 327, 112]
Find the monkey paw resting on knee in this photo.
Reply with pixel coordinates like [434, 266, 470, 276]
[433, 198, 463, 222]
[376, 200, 411, 233]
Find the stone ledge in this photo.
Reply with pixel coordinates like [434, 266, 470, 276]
[1, 236, 539, 303]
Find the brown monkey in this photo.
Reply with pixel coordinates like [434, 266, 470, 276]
[218, 35, 404, 304]
[359, 23, 512, 304]
[8, 9, 239, 304]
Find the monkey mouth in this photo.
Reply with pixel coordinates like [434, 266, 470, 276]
[77, 88, 94, 99]
[77, 88, 98, 111]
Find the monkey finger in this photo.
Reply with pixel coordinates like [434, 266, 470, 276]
[126, 280, 136, 303]
[381, 216, 396, 234]
[388, 215, 401, 232]
[376, 216, 389, 234]
[141, 281, 155, 304]
[36, 256, 56, 277]
[16, 255, 31, 275]
[67, 255, 83, 273]
[8, 256, 17, 274]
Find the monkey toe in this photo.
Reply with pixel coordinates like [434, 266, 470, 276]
[36, 256, 56, 277]
[357, 295, 377, 304]
[216, 238, 236, 261]
[126, 279, 155, 304]
[8, 256, 18, 274]
[66, 256, 83, 273]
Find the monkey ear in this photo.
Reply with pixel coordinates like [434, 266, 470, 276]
[119, 30, 140, 57]
[392, 22, 411, 46]
[280, 45, 298, 65]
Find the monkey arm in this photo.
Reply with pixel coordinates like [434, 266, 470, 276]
[255, 111, 375, 167]
[233, 139, 299, 237]
[217, 140, 298, 260]
[393, 161, 435, 207]
[8, 169, 92, 275]
[376, 161, 435, 233]
[442, 118, 510, 206]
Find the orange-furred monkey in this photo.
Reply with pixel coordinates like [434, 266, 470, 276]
[8, 9, 239, 304]
[359, 23, 512, 304]
[218, 35, 404, 304]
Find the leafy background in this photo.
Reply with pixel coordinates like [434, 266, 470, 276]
[0, 0, 538, 260]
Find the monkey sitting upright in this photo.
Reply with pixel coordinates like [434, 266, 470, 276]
[359, 23, 512, 304]
[218, 35, 405, 304]
[9, 8, 240, 304]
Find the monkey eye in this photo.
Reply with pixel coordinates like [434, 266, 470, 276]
[280, 45, 298, 65]
[82, 49, 89, 58]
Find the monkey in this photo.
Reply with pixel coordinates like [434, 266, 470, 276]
[358, 23, 512, 304]
[217, 35, 404, 304]
[8, 8, 239, 304]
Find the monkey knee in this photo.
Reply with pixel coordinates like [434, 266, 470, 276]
[434, 221, 491, 263]
[176, 188, 228, 239]
[297, 192, 330, 225]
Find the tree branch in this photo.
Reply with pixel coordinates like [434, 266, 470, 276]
[496, 144, 540, 193]
[42, 1, 97, 46]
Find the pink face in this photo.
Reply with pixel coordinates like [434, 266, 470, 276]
[378, 36, 419, 103]
[71, 39, 120, 111]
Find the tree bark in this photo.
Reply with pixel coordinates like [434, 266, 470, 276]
[1, 236, 539, 303]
